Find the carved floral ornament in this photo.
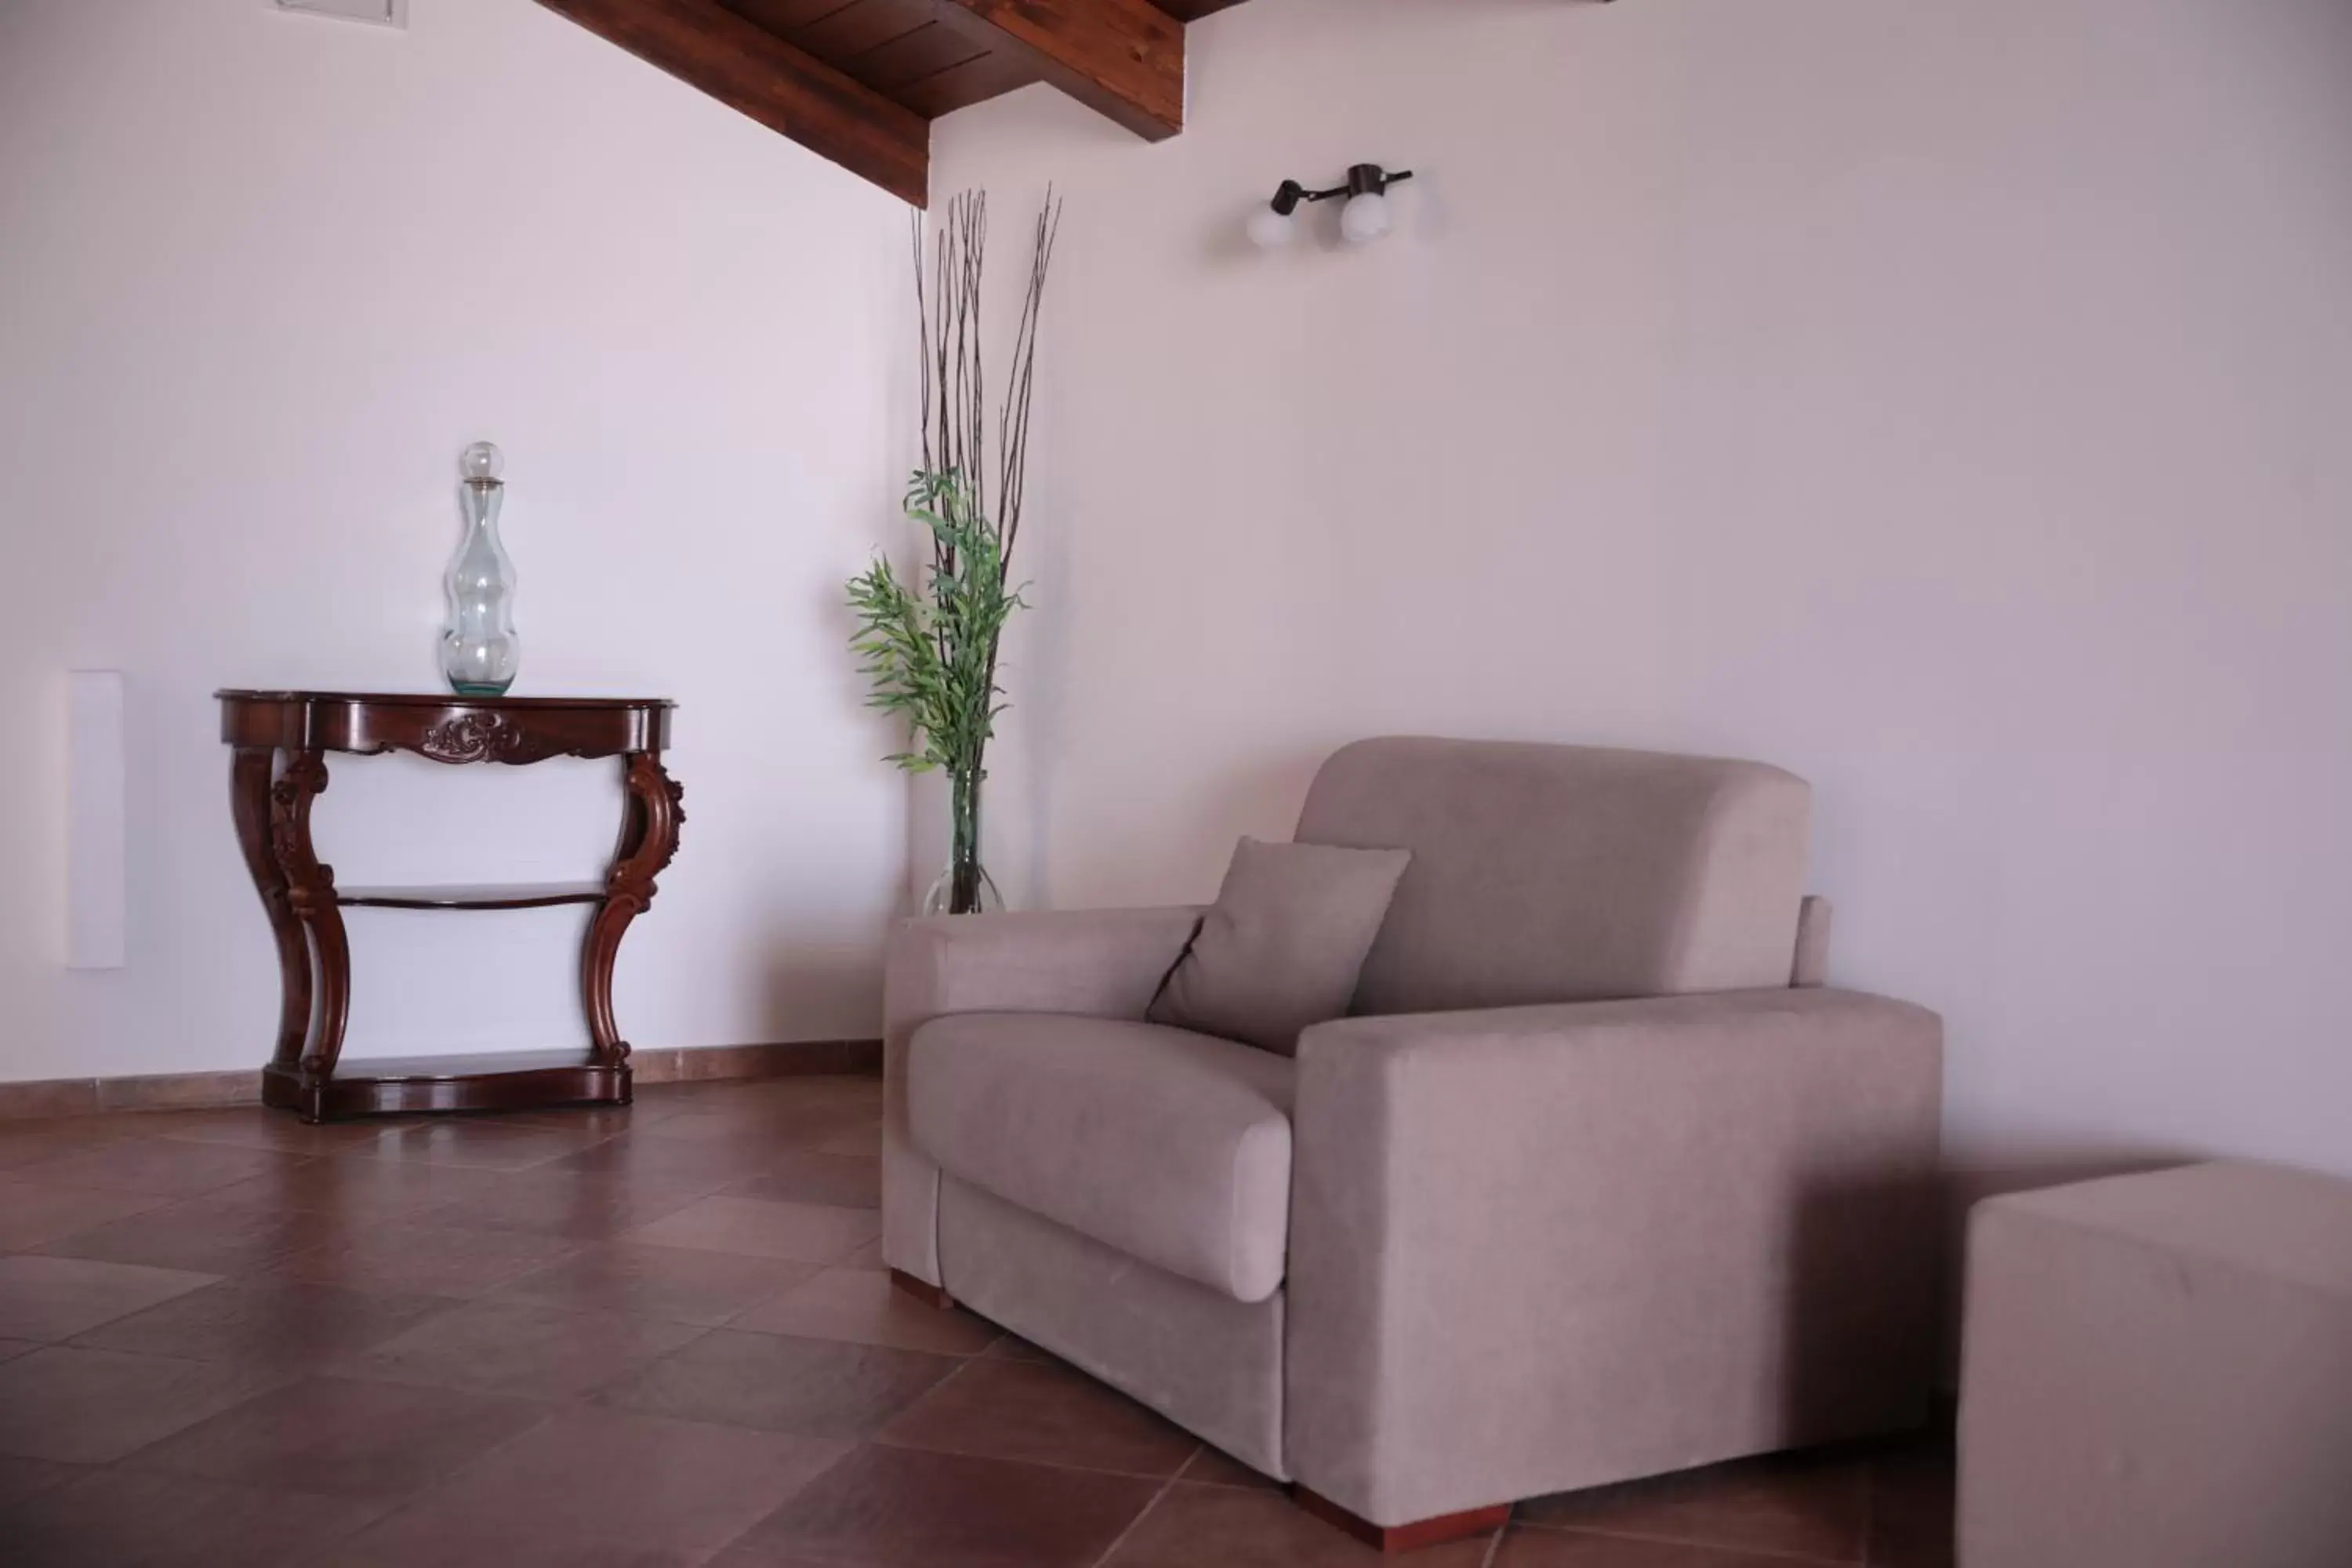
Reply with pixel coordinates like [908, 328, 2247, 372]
[419, 710, 528, 763]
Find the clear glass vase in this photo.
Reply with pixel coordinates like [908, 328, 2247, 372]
[441, 441, 519, 697]
[923, 768, 1002, 916]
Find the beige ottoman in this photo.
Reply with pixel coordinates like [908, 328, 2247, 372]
[1959, 1160, 2352, 1568]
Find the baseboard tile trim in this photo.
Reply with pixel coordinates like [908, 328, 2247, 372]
[629, 1038, 880, 1085]
[0, 1039, 880, 1122]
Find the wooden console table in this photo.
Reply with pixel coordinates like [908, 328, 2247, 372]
[218, 691, 681, 1122]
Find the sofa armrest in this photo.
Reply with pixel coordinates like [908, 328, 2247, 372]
[1286, 987, 1944, 1526]
[884, 907, 1205, 1042]
[881, 906, 1203, 1284]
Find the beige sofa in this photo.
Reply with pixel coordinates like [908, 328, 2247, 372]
[1960, 1160, 2352, 1567]
[884, 738, 1944, 1547]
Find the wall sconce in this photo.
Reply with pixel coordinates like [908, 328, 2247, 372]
[1247, 164, 1414, 249]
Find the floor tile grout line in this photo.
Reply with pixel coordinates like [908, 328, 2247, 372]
[866, 1425, 1204, 1486]
[146, 1117, 639, 1164]
[687, 1432, 868, 1566]
[880, 1341, 987, 1397]
[276, 1388, 577, 1549]
[282, 1493, 416, 1568]
[261, 1395, 573, 1567]
[5, 1338, 241, 1372]
[5, 1261, 227, 1348]
[1517, 1517, 1857, 1564]
[800, 1427, 1214, 1493]
[1084, 1461, 1192, 1568]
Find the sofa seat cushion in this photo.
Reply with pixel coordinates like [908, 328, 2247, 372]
[907, 1014, 1294, 1303]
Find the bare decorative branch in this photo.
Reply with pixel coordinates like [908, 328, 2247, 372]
[912, 188, 1061, 574]
[869, 187, 1061, 913]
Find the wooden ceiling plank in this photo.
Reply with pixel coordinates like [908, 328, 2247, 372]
[793, 0, 942, 61]
[892, 47, 1041, 118]
[719, 0, 855, 31]
[535, 0, 929, 206]
[928, 0, 1185, 141]
[846, 24, 993, 94]
[1147, 0, 1245, 19]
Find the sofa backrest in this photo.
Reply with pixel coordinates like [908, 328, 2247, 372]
[1294, 737, 1811, 1015]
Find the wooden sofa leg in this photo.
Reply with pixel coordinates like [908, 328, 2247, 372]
[1294, 1487, 1512, 1554]
[888, 1267, 955, 1310]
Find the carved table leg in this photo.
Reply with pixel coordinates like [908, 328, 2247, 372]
[230, 747, 310, 1076]
[582, 751, 684, 1078]
[270, 749, 350, 1123]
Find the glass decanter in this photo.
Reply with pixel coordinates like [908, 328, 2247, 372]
[441, 440, 520, 696]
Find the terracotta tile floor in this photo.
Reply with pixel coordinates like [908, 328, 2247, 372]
[0, 1076, 1955, 1566]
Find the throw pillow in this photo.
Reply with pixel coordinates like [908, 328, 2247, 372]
[1147, 837, 1411, 1055]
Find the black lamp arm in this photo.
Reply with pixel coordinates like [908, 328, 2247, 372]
[1269, 165, 1414, 212]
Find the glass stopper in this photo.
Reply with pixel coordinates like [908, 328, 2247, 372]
[459, 441, 504, 482]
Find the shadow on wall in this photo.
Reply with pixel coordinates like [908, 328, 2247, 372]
[1001, 722, 1335, 910]
[1778, 1158, 1945, 1457]
[1158, 740, 1338, 898]
[1775, 1152, 2203, 1430]
[755, 945, 891, 1047]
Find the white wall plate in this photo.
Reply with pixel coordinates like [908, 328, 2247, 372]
[272, 0, 407, 27]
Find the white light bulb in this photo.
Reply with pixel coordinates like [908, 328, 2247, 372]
[1340, 191, 1391, 245]
[1246, 205, 1295, 250]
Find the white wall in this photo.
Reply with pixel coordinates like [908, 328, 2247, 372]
[0, 0, 915, 1082]
[9, 0, 2349, 1187]
[931, 0, 2352, 1182]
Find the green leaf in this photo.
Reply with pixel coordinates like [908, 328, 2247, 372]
[844, 467, 1028, 776]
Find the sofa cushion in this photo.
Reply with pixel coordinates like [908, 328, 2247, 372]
[1295, 737, 1811, 1014]
[907, 1014, 1293, 1303]
[1147, 837, 1412, 1055]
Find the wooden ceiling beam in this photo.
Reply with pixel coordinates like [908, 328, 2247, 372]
[928, 0, 1185, 141]
[1149, 0, 1247, 19]
[535, 0, 931, 206]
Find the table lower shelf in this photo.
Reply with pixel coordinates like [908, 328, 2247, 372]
[263, 1050, 630, 1123]
[336, 883, 608, 911]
